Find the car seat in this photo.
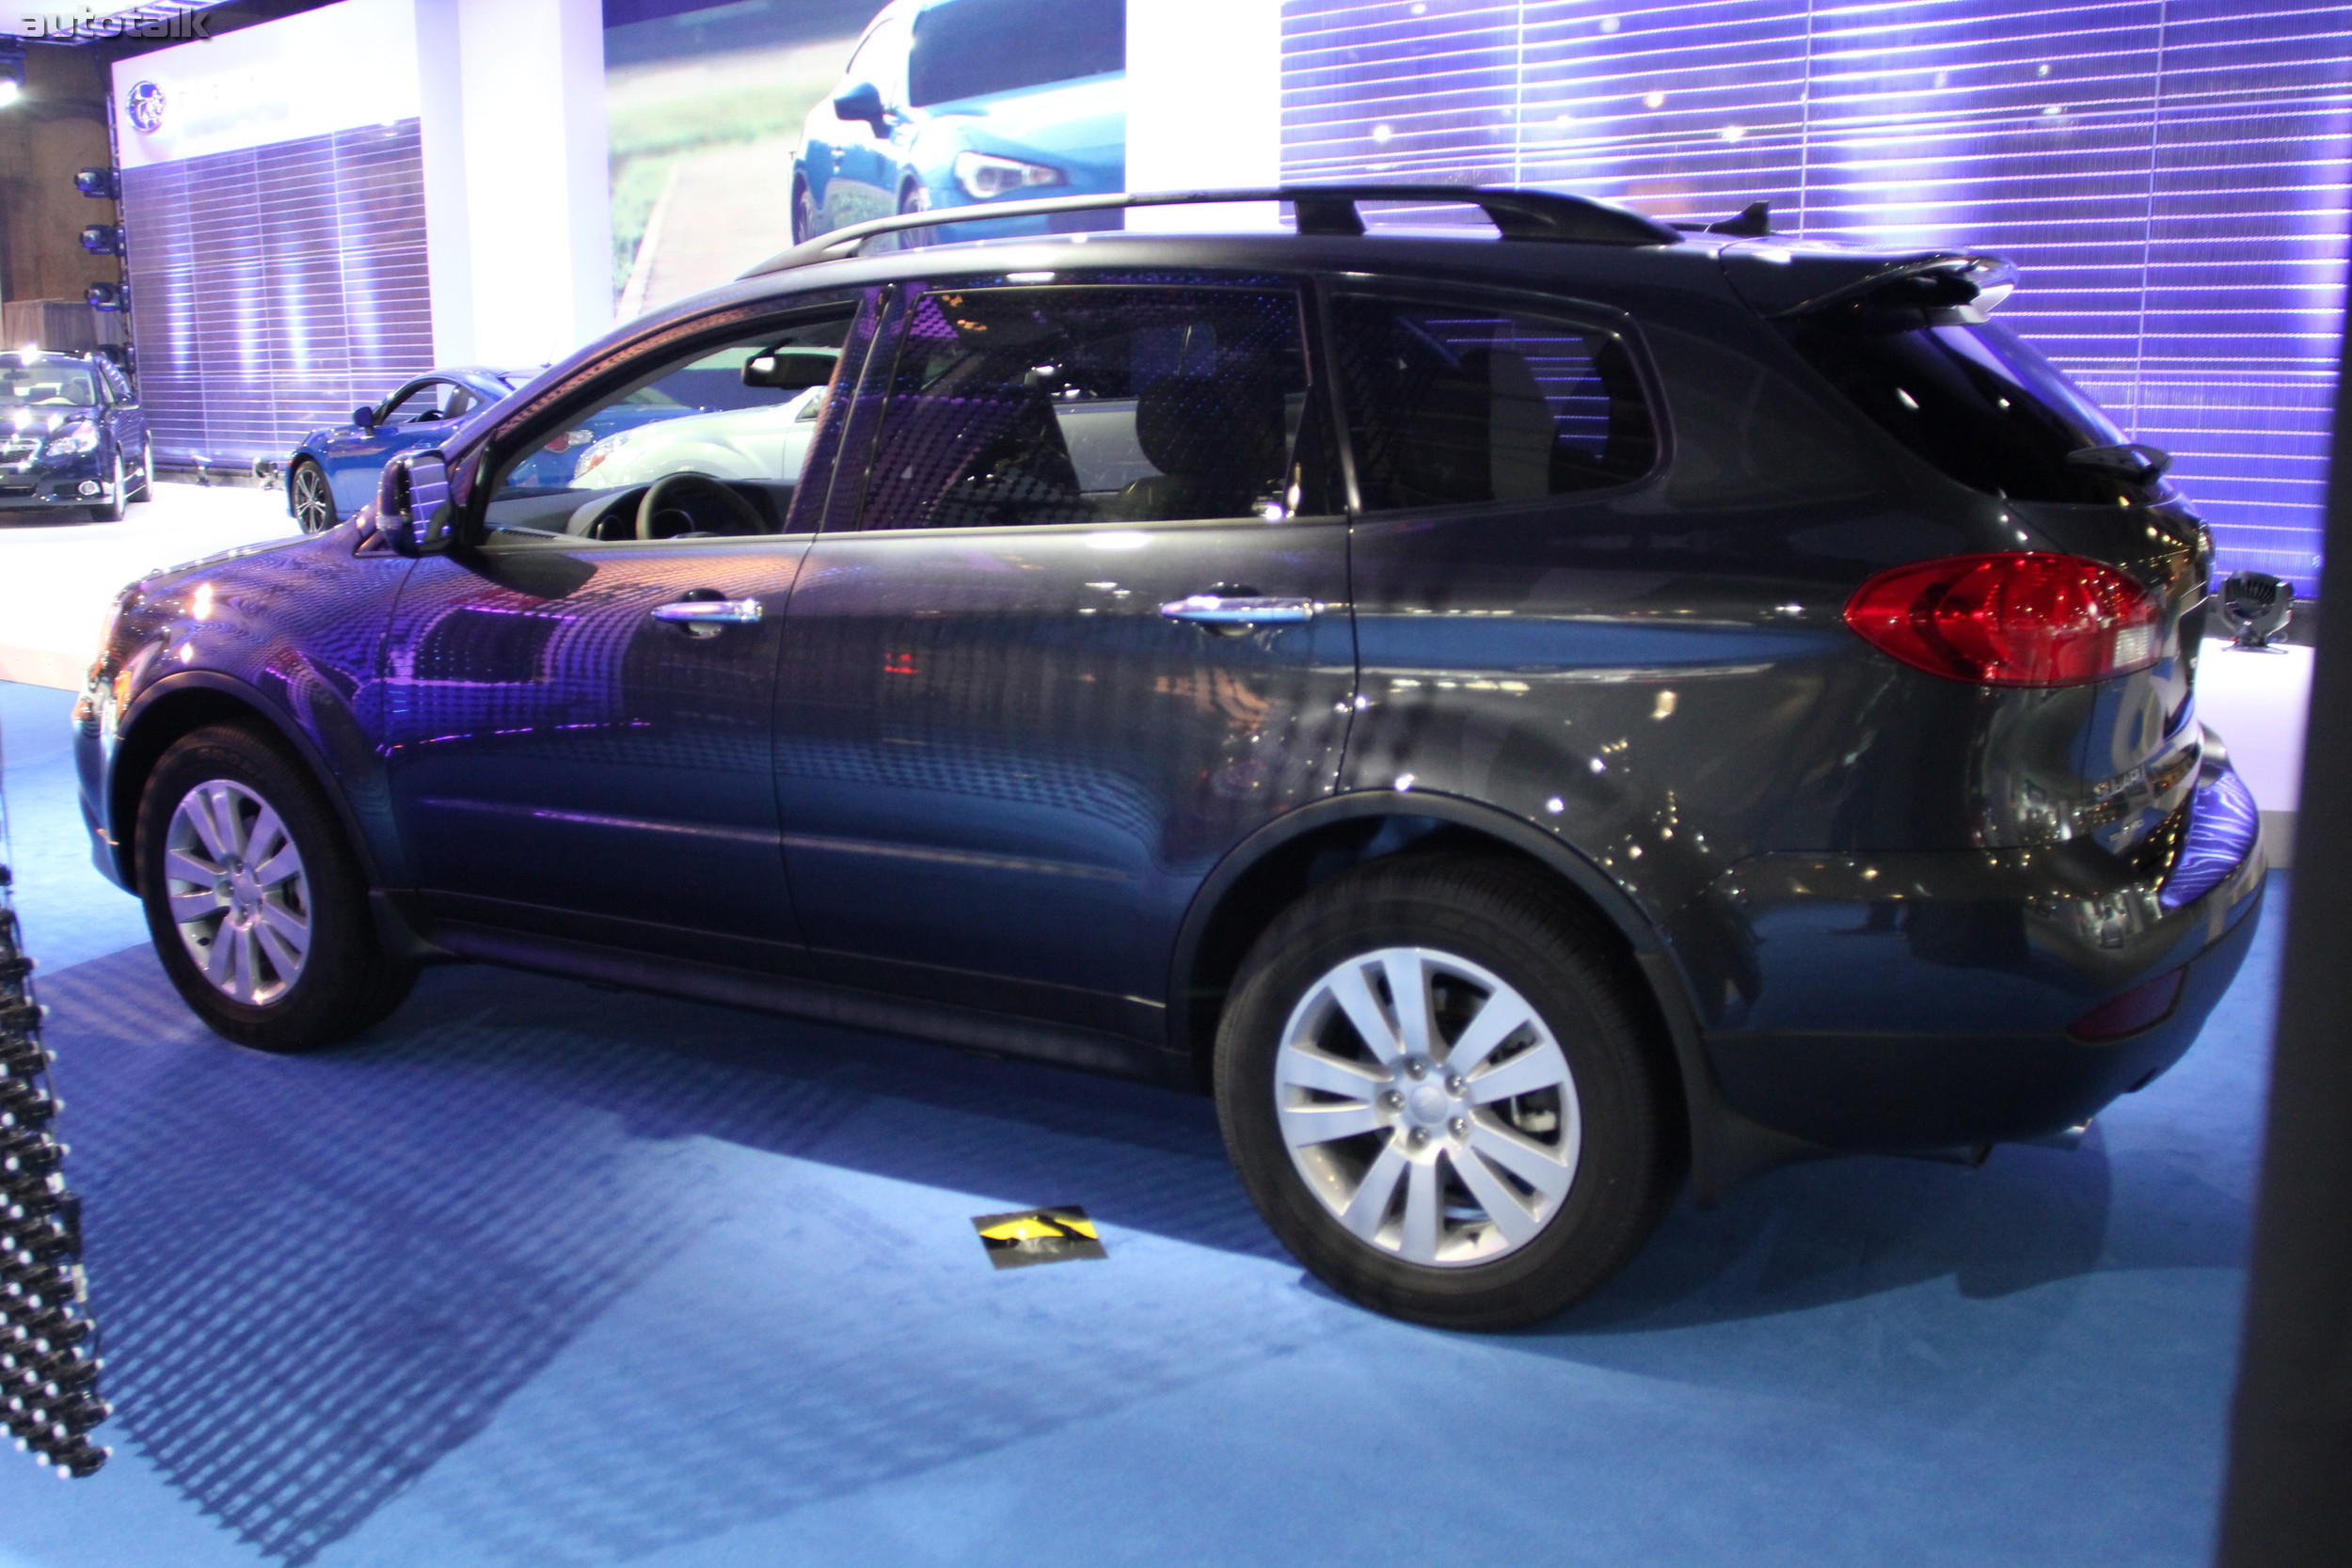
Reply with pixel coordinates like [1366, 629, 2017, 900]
[1120, 374, 1285, 521]
[1395, 346, 1556, 505]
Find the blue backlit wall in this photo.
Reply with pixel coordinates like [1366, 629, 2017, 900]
[1282, 0, 2352, 586]
[121, 122, 436, 468]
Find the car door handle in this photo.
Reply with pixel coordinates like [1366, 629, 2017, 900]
[651, 598, 763, 625]
[1159, 594, 1318, 626]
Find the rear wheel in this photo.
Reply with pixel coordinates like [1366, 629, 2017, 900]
[136, 724, 416, 1051]
[289, 459, 336, 533]
[1215, 855, 1682, 1329]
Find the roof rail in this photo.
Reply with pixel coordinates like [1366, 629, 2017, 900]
[740, 184, 1684, 276]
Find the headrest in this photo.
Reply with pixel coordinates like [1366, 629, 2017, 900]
[1135, 374, 1283, 478]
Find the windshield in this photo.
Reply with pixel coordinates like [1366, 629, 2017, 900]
[907, 0, 1123, 106]
[1777, 316, 2145, 505]
[0, 359, 98, 407]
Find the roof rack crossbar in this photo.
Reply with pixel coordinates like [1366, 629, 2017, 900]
[742, 184, 1683, 276]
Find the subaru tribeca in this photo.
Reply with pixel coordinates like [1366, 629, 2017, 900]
[74, 186, 2264, 1328]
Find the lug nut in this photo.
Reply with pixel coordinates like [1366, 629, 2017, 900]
[1406, 1128, 1428, 1148]
[1449, 1117, 1468, 1136]
[1405, 1057, 1425, 1080]
[1444, 1074, 1465, 1095]
[1379, 1089, 1402, 1110]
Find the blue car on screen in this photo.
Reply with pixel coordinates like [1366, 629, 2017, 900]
[791, 0, 1124, 248]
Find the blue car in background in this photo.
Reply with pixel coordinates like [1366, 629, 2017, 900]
[286, 369, 528, 533]
[791, 0, 1123, 247]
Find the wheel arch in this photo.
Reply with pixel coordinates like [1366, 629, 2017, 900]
[1168, 790, 1799, 1204]
[109, 673, 384, 896]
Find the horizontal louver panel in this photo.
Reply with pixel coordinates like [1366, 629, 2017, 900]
[1282, 0, 2350, 585]
[121, 119, 436, 470]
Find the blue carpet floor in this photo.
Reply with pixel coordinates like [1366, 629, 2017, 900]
[0, 680, 2276, 1566]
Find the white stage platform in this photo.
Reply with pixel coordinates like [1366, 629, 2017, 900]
[0, 482, 296, 690]
[0, 487, 2314, 860]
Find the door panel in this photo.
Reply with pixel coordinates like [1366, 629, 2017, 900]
[771, 279, 1354, 1031]
[383, 539, 806, 958]
[775, 522, 1352, 1022]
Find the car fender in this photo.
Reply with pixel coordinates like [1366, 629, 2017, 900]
[112, 664, 401, 897]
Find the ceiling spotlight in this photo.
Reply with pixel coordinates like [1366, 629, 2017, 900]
[2221, 570, 2293, 650]
[84, 282, 127, 313]
[79, 225, 122, 257]
[72, 166, 119, 200]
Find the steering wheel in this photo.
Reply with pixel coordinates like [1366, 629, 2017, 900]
[635, 471, 766, 541]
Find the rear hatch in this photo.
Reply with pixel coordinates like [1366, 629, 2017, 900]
[1721, 242, 2213, 863]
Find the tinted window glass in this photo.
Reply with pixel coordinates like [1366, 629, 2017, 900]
[1330, 296, 1657, 511]
[908, 0, 1123, 106]
[1778, 316, 2139, 504]
[858, 286, 1328, 530]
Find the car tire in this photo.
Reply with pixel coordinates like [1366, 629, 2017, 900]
[289, 459, 337, 533]
[791, 177, 816, 245]
[1215, 853, 1684, 1330]
[129, 436, 154, 501]
[87, 451, 127, 523]
[895, 182, 931, 249]
[136, 723, 417, 1052]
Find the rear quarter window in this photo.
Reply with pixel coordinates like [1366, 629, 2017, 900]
[1777, 315, 2141, 505]
[1328, 293, 1658, 512]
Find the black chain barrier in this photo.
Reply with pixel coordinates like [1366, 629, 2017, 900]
[1, 799, 109, 1478]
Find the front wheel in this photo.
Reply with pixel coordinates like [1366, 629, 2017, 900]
[893, 182, 932, 249]
[129, 435, 153, 500]
[289, 459, 336, 533]
[136, 724, 416, 1051]
[791, 178, 818, 245]
[87, 451, 126, 523]
[1216, 855, 1683, 1329]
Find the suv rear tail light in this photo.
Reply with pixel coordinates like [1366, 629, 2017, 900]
[1843, 553, 2161, 686]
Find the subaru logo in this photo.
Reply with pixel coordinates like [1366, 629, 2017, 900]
[125, 80, 166, 134]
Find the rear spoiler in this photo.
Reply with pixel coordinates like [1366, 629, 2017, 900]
[1720, 245, 2019, 320]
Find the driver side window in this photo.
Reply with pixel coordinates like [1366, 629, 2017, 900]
[382, 382, 454, 424]
[482, 312, 851, 544]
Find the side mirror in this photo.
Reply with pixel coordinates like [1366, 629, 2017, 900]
[742, 347, 839, 391]
[376, 450, 455, 557]
[831, 81, 889, 135]
[352, 405, 377, 431]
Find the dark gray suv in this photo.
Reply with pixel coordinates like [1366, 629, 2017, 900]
[75, 187, 2264, 1328]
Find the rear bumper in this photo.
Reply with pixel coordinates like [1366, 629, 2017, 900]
[1692, 760, 2267, 1149]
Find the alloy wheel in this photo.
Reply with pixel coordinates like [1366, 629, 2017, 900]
[162, 778, 312, 1006]
[1274, 945, 1581, 1268]
[292, 464, 331, 532]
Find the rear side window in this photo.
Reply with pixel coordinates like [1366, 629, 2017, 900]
[1328, 294, 1658, 512]
[1777, 316, 2137, 504]
[908, 0, 1124, 107]
[856, 285, 1334, 530]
